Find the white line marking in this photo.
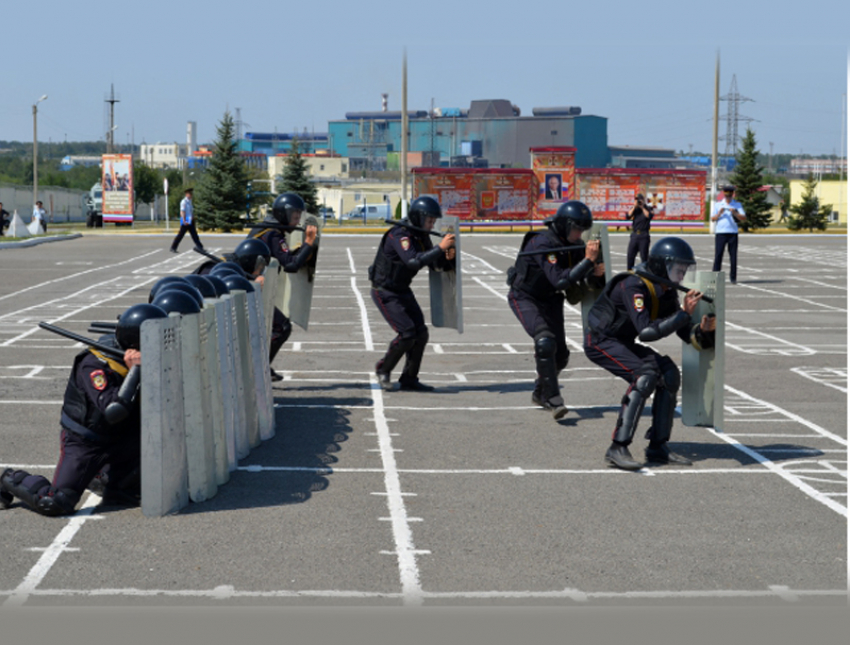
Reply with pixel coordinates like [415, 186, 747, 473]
[346, 247, 357, 274]
[724, 384, 847, 446]
[3, 494, 103, 608]
[350, 274, 374, 351]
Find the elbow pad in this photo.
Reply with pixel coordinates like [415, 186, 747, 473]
[104, 365, 141, 425]
[285, 244, 314, 273]
[638, 310, 691, 343]
[555, 258, 594, 291]
[405, 246, 443, 272]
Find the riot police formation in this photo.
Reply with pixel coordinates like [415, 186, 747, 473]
[368, 196, 456, 392]
[247, 192, 318, 381]
[0, 304, 168, 515]
[507, 201, 606, 419]
[583, 237, 716, 470]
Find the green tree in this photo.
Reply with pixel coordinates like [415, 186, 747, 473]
[788, 174, 832, 232]
[133, 162, 160, 207]
[193, 111, 248, 232]
[728, 128, 772, 231]
[275, 137, 319, 214]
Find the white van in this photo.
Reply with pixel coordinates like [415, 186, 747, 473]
[341, 203, 392, 221]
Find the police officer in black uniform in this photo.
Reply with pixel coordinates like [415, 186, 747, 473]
[0, 304, 168, 515]
[369, 196, 456, 392]
[583, 237, 716, 470]
[507, 200, 605, 419]
[245, 193, 318, 381]
[625, 193, 654, 270]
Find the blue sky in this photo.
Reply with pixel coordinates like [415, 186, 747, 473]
[3, 0, 847, 156]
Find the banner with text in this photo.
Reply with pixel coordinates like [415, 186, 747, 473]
[530, 147, 576, 218]
[413, 169, 537, 220]
[102, 154, 134, 222]
[576, 169, 706, 222]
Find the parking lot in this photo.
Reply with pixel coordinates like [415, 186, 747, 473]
[0, 231, 845, 619]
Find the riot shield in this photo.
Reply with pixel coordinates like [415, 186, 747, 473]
[429, 216, 463, 333]
[276, 214, 322, 331]
[680, 270, 725, 430]
[579, 222, 612, 330]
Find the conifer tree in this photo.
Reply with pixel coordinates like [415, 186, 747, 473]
[194, 111, 248, 232]
[788, 174, 832, 231]
[728, 128, 772, 231]
[276, 137, 319, 214]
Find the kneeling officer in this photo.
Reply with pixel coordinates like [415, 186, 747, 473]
[1, 304, 167, 515]
[583, 237, 715, 470]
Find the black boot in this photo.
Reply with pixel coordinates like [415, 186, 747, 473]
[399, 328, 432, 391]
[605, 442, 642, 470]
[645, 442, 693, 465]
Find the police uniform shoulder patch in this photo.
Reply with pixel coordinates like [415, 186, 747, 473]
[547, 253, 557, 264]
[90, 370, 107, 391]
[633, 294, 645, 312]
[279, 241, 289, 252]
[401, 237, 411, 251]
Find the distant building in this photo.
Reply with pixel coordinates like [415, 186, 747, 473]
[789, 158, 847, 176]
[789, 178, 847, 225]
[609, 146, 684, 169]
[268, 154, 349, 190]
[139, 142, 190, 169]
[59, 155, 102, 170]
[237, 132, 329, 156]
[326, 99, 609, 171]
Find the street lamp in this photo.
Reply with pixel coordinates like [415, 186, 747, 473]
[33, 94, 48, 208]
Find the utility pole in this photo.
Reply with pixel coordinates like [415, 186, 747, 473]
[105, 84, 119, 154]
[401, 49, 408, 219]
[33, 94, 48, 208]
[710, 51, 719, 234]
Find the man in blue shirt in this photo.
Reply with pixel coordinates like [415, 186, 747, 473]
[169, 188, 204, 253]
[711, 185, 746, 284]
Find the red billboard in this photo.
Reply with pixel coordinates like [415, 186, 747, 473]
[413, 168, 537, 220]
[576, 169, 706, 222]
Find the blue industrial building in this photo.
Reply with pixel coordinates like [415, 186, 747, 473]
[237, 99, 610, 171]
[327, 99, 609, 170]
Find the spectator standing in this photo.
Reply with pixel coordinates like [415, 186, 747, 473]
[625, 193, 654, 270]
[169, 188, 204, 253]
[711, 185, 746, 284]
[32, 201, 47, 233]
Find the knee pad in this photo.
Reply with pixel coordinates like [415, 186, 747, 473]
[534, 332, 557, 359]
[1, 470, 49, 510]
[272, 318, 292, 345]
[394, 334, 417, 353]
[35, 488, 80, 517]
[659, 358, 680, 393]
[632, 371, 658, 397]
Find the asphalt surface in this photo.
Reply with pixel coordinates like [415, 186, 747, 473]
[0, 231, 846, 619]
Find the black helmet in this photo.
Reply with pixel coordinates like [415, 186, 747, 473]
[272, 192, 306, 226]
[233, 238, 271, 275]
[148, 276, 189, 303]
[151, 289, 202, 315]
[647, 237, 696, 283]
[222, 274, 255, 294]
[182, 274, 218, 300]
[156, 282, 204, 309]
[549, 200, 593, 243]
[408, 196, 442, 229]
[115, 303, 168, 350]
[205, 274, 230, 297]
[209, 261, 248, 280]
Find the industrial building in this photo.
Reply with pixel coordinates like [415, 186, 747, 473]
[238, 98, 610, 171]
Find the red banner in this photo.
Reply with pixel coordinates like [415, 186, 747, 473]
[530, 147, 576, 218]
[413, 169, 536, 220]
[576, 169, 706, 221]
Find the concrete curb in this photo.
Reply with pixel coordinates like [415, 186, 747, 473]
[0, 233, 83, 249]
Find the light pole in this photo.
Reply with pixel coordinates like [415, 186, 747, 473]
[32, 94, 48, 208]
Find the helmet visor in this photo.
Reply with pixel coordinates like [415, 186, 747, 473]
[666, 259, 696, 284]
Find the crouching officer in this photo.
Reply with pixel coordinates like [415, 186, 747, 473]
[369, 196, 455, 391]
[0, 304, 168, 515]
[249, 192, 317, 381]
[507, 201, 605, 419]
[583, 237, 716, 470]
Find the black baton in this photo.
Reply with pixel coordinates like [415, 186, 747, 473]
[38, 322, 126, 361]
